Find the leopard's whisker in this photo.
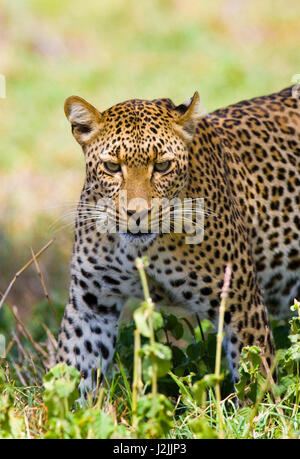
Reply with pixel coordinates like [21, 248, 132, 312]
[50, 214, 108, 233]
[49, 211, 106, 229]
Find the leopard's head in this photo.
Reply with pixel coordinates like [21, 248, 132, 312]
[64, 93, 202, 245]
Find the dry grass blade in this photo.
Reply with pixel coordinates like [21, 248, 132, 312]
[27, 348, 44, 384]
[11, 361, 28, 386]
[12, 331, 38, 384]
[10, 305, 48, 362]
[0, 238, 55, 311]
[30, 247, 60, 326]
[41, 322, 58, 369]
[24, 412, 31, 439]
[12, 331, 29, 363]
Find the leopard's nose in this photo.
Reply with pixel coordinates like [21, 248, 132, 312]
[127, 209, 149, 224]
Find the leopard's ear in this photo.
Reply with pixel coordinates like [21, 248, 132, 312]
[64, 96, 102, 145]
[174, 92, 202, 142]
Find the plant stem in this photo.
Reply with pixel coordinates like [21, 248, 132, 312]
[215, 264, 232, 438]
[136, 257, 158, 408]
[244, 354, 280, 438]
[132, 328, 142, 428]
[292, 361, 299, 418]
[136, 257, 151, 301]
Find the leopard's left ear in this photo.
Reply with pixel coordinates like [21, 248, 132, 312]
[174, 92, 202, 142]
[64, 95, 102, 145]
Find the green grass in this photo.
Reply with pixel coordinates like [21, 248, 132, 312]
[0, 257, 299, 439]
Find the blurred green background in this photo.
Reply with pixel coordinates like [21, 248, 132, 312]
[0, 0, 300, 317]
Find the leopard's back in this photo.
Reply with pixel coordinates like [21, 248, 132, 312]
[209, 87, 300, 316]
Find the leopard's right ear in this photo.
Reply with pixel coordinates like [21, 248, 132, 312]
[64, 96, 102, 145]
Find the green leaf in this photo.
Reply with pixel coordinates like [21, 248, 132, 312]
[235, 346, 266, 403]
[290, 299, 300, 314]
[143, 356, 171, 381]
[141, 343, 172, 381]
[235, 375, 248, 402]
[163, 314, 184, 339]
[163, 313, 178, 331]
[191, 379, 207, 406]
[133, 302, 151, 337]
[152, 311, 163, 331]
[189, 418, 218, 439]
[186, 342, 204, 361]
[168, 371, 192, 398]
[87, 410, 115, 439]
[42, 364, 81, 418]
[136, 394, 174, 439]
[172, 321, 184, 340]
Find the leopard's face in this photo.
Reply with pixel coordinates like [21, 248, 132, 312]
[64, 94, 202, 244]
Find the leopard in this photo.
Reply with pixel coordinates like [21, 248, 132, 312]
[56, 86, 300, 395]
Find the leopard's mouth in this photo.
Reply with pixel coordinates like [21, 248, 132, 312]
[118, 231, 158, 245]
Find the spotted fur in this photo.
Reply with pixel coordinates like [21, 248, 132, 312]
[57, 87, 300, 393]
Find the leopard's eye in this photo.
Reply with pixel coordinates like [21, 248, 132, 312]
[154, 161, 172, 173]
[104, 162, 121, 173]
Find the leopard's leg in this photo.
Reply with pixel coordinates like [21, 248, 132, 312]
[223, 314, 275, 385]
[221, 285, 276, 386]
[56, 291, 123, 396]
